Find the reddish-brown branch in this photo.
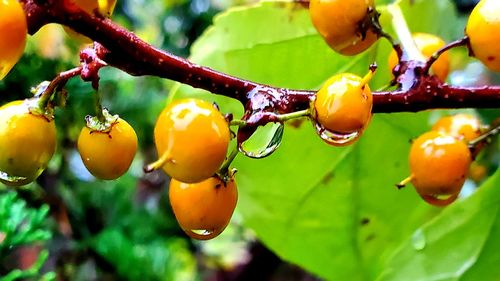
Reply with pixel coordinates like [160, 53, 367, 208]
[45, 67, 83, 95]
[21, 0, 256, 102]
[20, 0, 500, 119]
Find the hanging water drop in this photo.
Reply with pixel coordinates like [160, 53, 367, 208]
[0, 170, 28, 186]
[238, 122, 284, 158]
[420, 193, 458, 207]
[185, 228, 222, 240]
[314, 122, 361, 146]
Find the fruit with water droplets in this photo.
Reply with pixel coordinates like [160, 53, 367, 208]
[309, 0, 378, 55]
[0, 100, 56, 186]
[313, 71, 373, 146]
[169, 175, 238, 240]
[150, 98, 230, 183]
[408, 131, 471, 206]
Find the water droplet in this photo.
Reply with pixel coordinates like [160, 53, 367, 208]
[420, 193, 458, 207]
[191, 229, 213, 236]
[314, 123, 360, 146]
[0, 170, 28, 186]
[238, 123, 284, 158]
[185, 228, 221, 240]
[411, 229, 426, 251]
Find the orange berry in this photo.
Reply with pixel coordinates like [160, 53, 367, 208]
[0, 0, 27, 79]
[432, 113, 482, 142]
[309, 0, 378, 55]
[466, 0, 500, 71]
[409, 131, 472, 206]
[169, 176, 238, 240]
[313, 72, 373, 146]
[153, 99, 230, 183]
[78, 118, 138, 180]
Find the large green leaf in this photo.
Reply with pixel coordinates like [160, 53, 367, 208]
[169, 1, 489, 280]
[377, 170, 500, 281]
[233, 114, 441, 281]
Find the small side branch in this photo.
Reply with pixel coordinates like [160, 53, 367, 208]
[423, 37, 469, 74]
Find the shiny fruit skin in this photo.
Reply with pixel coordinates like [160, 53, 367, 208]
[431, 114, 481, 142]
[0, 100, 57, 186]
[388, 33, 450, 81]
[309, 0, 378, 55]
[154, 99, 230, 183]
[409, 131, 471, 201]
[0, 0, 28, 80]
[77, 118, 138, 180]
[169, 176, 238, 240]
[314, 73, 373, 134]
[466, 0, 500, 71]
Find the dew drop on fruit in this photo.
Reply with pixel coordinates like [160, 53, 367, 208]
[411, 229, 426, 251]
[238, 122, 284, 158]
[0, 170, 28, 186]
[191, 229, 214, 236]
[185, 228, 222, 240]
[314, 122, 360, 146]
[420, 193, 458, 207]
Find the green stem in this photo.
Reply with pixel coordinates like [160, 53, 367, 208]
[37, 67, 82, 110]
[94, 91, 106, 123]
[386, 4, 425, 62]
[219, 147, 239, 174]
[230, 119, 247, 127]
[276, 109, 310, 122]
[230, 109, 310, 127]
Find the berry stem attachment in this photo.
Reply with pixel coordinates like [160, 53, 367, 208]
[360, 66, 376, 89]
[396, 174, 414, 189]
[276, 109, 310, 122]
[144, 149, 172, 173]
[84, 108, 119, 132]
[366, 6, 400, 54]
[230, 109, 310, 127]
[93, 92, 106, 123]
[230, 119, 248, 128]
[423, 36, 469, 75]
[36, 67, 82, 110]
[218, 148, 239, 178]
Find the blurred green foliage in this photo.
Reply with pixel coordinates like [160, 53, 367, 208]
[0, 0, 232, 280]
[0, 192, 54, 280]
